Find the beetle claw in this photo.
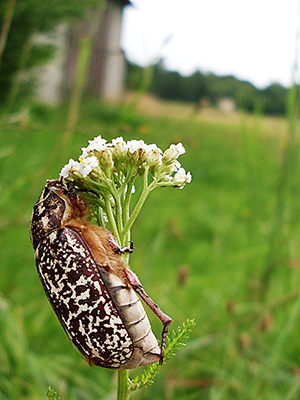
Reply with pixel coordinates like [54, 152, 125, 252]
[119, 241, 135, 254]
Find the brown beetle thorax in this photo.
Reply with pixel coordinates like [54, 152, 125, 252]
[30, 180, 86, 250]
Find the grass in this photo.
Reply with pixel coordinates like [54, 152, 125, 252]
[1, 99, 300, 399]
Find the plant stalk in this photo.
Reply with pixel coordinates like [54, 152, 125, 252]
[0, 0, 16, 69]
[65, 1, 106, 138]
[5, 26, 37, 113]
[122, 168, 155, 237]
[104, 193, 120, 244]
[117, 370, 130, 400]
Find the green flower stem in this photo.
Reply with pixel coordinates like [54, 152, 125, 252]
[96, 207, 106, 228]
[143, 165, 149, 188]
[121, 185, 152, 239]
[103, 176, 125, 238]
[86, 179, 109, 200]
[122, 170, 155, 239]
[122, 178, 134, 221]
[103, 192, 120, 244]
[87, 195, 106, 211]
[114, 192, 124, 238]
[120, 181, 134, 248]
[117, 370, 129, 400]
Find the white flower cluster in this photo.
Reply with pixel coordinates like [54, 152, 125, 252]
[60, 135, 192, 189]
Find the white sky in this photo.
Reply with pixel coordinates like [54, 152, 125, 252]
[121, 0, 299, 88]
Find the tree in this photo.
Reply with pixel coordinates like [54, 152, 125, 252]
[260, 83, 288, 115]
[0, 0, 100, 103]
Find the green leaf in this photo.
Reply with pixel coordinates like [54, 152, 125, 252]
[47, 387, 61, 400]
[129, 319, 196, 392]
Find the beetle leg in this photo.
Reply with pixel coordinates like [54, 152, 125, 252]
[124, 267, 173, 364]
[109, 234, 135, 254]
[118, 241, 134, 254]
[121, 241, 135, 254]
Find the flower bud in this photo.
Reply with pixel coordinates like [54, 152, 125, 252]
[97, 148, 114, 176]
[157, 175, 172, 185]
[112, 137, 128, 162]
[171, 168, 192, 189]
[174, 143, 186, 155]
[146, 148, 162, 169]
[159, 162, 178, 177]
[162, 143, 185, 165]
[126, 140, 147, 167]
[129, 148, 146, 166]
[127, 139, 146, 154]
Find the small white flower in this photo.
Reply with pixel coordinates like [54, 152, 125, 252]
[88, 135, 107, 149]
[146, 148, 162, 169]
[79, 155, 99, 178]
[112, 137, 127, 147]
[112, 137, 129, 166]
[127, 139, 146, 154]
[112, 137, 128, 155]
[131, 185, 136, 194]
[167, 143, 186, 157]
[81, 135, 108, 157]
[172, 167, 192, 188]
[174, 143, 186, 155]
[59, 158, 80, 179]
[162, 143, 185, 165]
[144, 143, 162, 154]
[81, 147, 89, 158]
[175, 167, 186, 176]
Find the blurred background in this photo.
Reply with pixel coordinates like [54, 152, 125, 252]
[1, 0, 300, 399]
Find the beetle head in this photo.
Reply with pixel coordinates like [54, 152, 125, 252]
[30, 179, 87, 250]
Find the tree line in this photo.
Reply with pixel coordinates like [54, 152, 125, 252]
[126, 62, 289, 116]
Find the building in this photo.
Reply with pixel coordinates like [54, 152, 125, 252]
[36, 0, 131, 104]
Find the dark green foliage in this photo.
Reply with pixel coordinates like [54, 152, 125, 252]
[152, 68, 208, 104]
[260, 83, 288, 115]
[126, 62, 290, 116]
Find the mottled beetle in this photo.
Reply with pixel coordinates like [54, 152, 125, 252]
[30, 179, 172, 369]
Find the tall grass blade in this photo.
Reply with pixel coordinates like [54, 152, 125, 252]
[65, 1, 106, 139]
[258, 85, 299, 303]
[0, 0, 16, 69]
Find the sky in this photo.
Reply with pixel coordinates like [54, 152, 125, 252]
[121, 0, 299, 88]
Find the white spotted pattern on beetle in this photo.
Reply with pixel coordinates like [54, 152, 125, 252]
[30, 180, 172, 369]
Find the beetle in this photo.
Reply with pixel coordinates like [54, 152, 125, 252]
[30, 179, 172, 369]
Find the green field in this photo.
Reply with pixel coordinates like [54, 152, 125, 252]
[1, 101, 300, 400]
